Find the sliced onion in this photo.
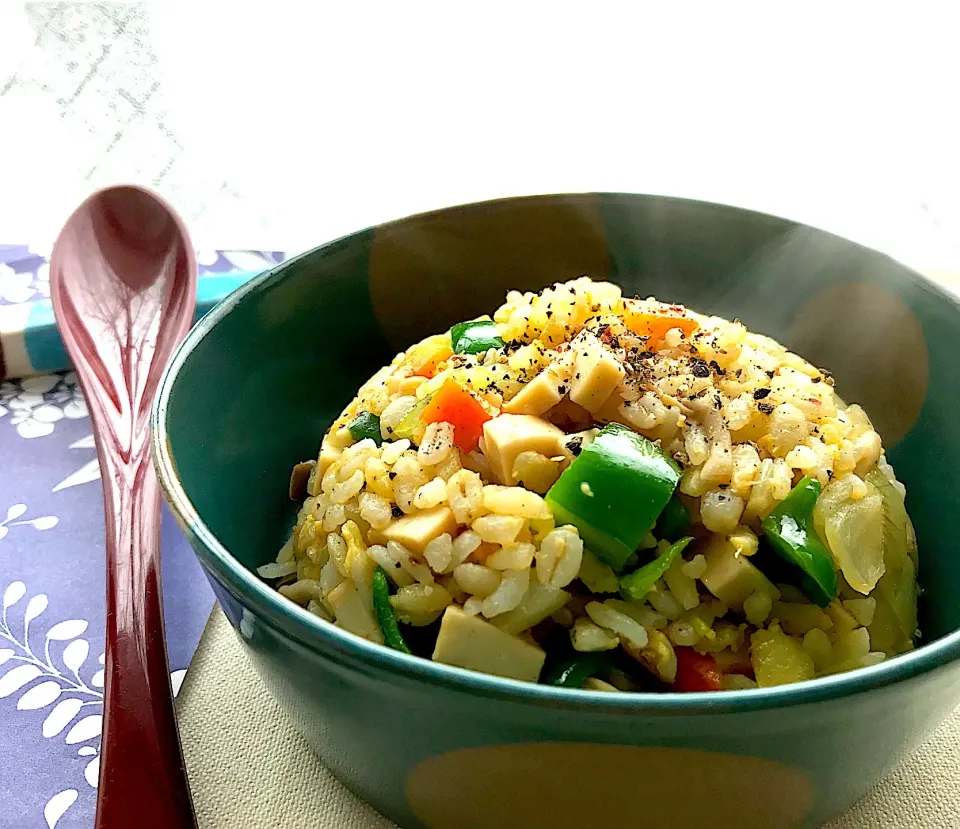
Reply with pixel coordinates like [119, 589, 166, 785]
[865, 469, 919, 652]
[813, 476, 884, 594]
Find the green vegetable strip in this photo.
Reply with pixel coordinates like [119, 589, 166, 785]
[545, 423, 682, 571]
[392, 395, 432, 442]
[761, 476, 838, 607]
[544, 652, 611, 688]
[655, 495, 690, 542]
[450, 319, 505, 355]
[372, 566, 412, 654]
[348, 411, 383, 445]
[619, 537, 693, 601]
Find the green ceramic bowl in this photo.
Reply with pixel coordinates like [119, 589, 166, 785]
[153, 193, 960, 829]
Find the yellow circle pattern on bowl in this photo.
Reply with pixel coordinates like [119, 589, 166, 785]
[405, 742, 814, 829]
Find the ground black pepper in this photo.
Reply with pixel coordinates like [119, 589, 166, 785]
[690, 358, 711, 378]
[753, 387, 772, 400]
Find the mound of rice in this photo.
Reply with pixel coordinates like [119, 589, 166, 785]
[261, 277, 919, 692]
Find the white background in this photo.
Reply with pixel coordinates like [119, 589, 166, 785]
[2, 3, 960, 271]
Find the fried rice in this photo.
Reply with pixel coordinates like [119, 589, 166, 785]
[259, 277, 919, 692]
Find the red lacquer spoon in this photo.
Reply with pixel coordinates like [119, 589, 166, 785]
[50, 185, 198, 829]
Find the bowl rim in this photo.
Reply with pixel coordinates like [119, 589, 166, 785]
[152, 190, 960, 714]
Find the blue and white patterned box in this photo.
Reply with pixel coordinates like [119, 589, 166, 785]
[0, 245, 286, 379]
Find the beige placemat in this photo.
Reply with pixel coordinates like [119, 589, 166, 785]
[177, 607, 960, 829]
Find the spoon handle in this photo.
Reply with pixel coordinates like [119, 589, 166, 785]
[93, 429, 197, 829]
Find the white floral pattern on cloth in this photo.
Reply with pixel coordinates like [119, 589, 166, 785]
[1, 576, 190, 825]
[0, 503, 57, 540]
[1, 580, 104, 816]
[0, 372, 87, 438]
[53, 434, 100, 493]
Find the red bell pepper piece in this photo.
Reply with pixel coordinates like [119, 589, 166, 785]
[673, 647, 724, 692]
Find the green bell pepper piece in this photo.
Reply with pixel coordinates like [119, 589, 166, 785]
[619, 537, 693, 601]
[761, 476, 838, 607]
[543, 652, 611, 688]
[348, 411, 383, 445]
[372, 566, 412, 654]
[545, 423, 682, 571]
[450, 319, 505, 355]
[655, 495, 690, 542]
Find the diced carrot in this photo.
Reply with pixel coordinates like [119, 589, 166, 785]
[421, 378, 493, 452]
[407, 335, 454, 379]
[414, 353, 451, 379]
[673, 647, 724, 692]
[623, 299, 698, 349]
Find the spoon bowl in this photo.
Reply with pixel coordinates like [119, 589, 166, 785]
[50, 184, 198, 829]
